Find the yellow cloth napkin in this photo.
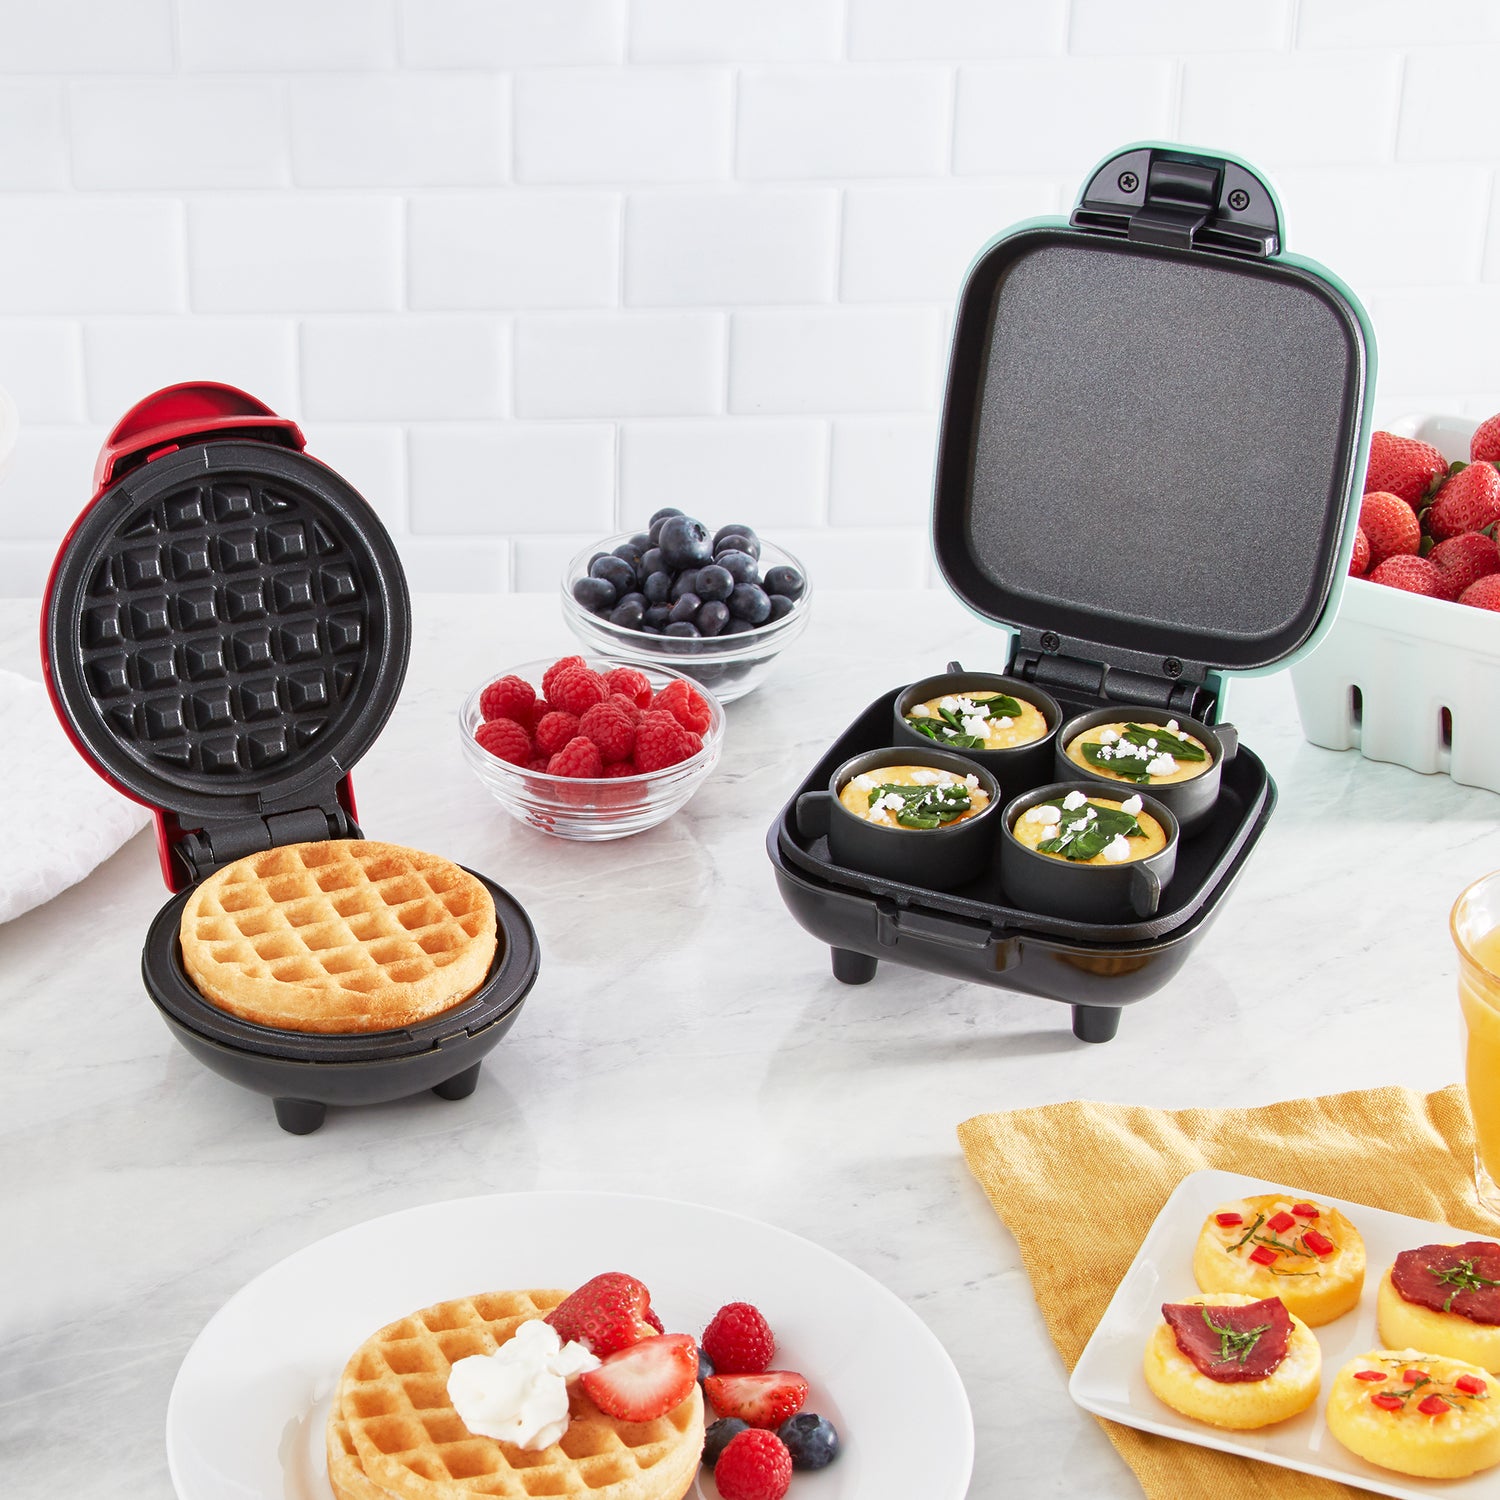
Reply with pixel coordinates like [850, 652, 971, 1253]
[958, 1085, 1500, 1499]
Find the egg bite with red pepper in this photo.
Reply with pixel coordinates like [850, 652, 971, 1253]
[1377, 1240, 1500, 1373]
[1326, 1350, 1500, 1478]
[1142, 1292, 1321, 1429]
[1192, 1194, 1365, 1327]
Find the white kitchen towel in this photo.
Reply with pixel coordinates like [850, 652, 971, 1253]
[0, 669, 151, 923]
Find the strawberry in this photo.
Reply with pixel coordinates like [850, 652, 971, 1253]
[1364, 430, 1447, 504]
[1460, 574, 1500, 611]
[1424, 461, 1500, 542]
[704, 1371, 810, 1430]
[1368, 554, 1448, 598]
[580, 1333, 698, 1422]
[1350, 526, 1370, 577]
[545, 1272, 659, 1357]
[702, 1302, 776, 1375]
[1430, 532, 1500, 598]
[1472, 413, 1500, 464]
[1358, 491, 1420, 568]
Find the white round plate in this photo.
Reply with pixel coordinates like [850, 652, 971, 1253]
[166, 1191, 974, 1500]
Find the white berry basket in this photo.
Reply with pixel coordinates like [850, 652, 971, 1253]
[1289, 413, 1500, 793]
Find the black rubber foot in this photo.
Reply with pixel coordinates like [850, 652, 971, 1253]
[274, 1097, 328, 1134]
[1071, 1005, 1121, 1043]
[831, 948, 878, 985]
[432, 1062, 482, 1101]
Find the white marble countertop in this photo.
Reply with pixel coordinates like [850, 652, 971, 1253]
[3, 589, 1497, 1500]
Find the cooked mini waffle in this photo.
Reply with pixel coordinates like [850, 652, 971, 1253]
[179, 839, 497, 1034]
[332, 1288, 705, 1500]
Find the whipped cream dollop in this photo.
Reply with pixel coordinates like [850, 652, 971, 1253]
[447, 1319, 600, 1450]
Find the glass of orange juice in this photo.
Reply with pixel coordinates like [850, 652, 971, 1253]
[1452, 872, 1500, 1214]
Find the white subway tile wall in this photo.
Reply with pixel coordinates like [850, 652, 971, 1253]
[0, 1, 1496, 597]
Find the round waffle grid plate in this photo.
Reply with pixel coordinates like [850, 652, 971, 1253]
[166, 1192, 973, 1500]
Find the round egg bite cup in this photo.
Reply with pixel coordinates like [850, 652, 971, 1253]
[41, 383, 541, 1133]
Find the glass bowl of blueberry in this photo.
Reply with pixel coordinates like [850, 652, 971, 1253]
[561, 511, 812, 704]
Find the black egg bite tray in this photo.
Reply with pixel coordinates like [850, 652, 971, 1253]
[42, 383, 541, 1131]
[770, 682, 1274, 1043]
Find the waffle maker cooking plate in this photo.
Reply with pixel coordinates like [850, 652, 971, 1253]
[769, 143, 1376, 1043]
[41, 383, 539, 1133]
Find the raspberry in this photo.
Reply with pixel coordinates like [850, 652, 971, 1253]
[652, 677, 712, 734]
[702, 1303, 775, 1375]
[535, 710, 581, 757]
[523, 698, 554, 733]
[607, 692, 642, 724]
[474, 717, 531, 766]
[578, 700, 636, 763]
[602, 760, 639, 778]
[547, 736, 604, 778]
[541, 655, 585, 700]
[479, 674, 536, 724]
[550, 665, 608, 717]
[634, 709, 696, 773]
[713, 1429, 792, 1500]
[527, 755, 551, 771]
[603, 665, 653, 708]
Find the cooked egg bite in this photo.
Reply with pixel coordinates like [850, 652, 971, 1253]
[1192, 1194, 1364, 1327]
[1326, 1350, 1500, 1479]
[1377, 1247, 1500, 1374]
[1142, 1292, 1320, 1430]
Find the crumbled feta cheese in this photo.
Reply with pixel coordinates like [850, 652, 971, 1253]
[1067, 819, 1090, 834]
[1028, 804, 1062, 825]
[1097, 745, 1114, 760]
[1099, 729, 1119, 744]
[961, 715, 990, 738]
[1121, 794, 1143, 815]
[1165, 720, 1180, 734]
[873, 792, 905, 814]
[909, 769, 941, 785]
[909, 705, 933, 718]
[997, 717, 1013, 728]
[1146, 737, 1158, 749]
[1146, 754, 1177, 776]
[954, 695, 979, 715]
[852, 774, 874, 790]
[965, 774, 979, 790]
[1062, 790, 1087, 810]
[1101, 834, 1132, 863]
[939, 696, 958, 714]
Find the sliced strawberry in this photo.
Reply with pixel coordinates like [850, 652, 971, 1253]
[580, 1333, 698, 1422]
[546, 1272, 659, 1357]
[704, 1370, 810, 1429]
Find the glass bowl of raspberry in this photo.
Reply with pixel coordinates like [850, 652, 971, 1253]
[560, 520, 812, 704]
[459, 656, 726, 840]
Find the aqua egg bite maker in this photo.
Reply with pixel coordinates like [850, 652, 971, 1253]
[41, 383, 539, 1133]
[769, 142, 1375, 1044]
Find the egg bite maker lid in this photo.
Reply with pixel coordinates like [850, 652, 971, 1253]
[41, 382, 539, 1133]
[769, 142, 1375, 1043]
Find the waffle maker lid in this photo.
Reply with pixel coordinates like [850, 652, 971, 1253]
[41, 382, 411, 890]
[932, 143, 1376, 723]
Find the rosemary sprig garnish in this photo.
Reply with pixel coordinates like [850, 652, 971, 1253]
[866, 781, 973, 830]
[1432, 1257, 1500, 1313]
[1201, 1307, 1271, 1365]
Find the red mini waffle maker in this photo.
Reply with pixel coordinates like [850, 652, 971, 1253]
[41, 383, 539, 1133]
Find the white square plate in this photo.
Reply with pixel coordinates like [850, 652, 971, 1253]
[1069, 1169, 1498, 1499]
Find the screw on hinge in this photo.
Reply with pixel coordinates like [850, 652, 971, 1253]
[1163, 657, 1183, 678]
[1118, 171, 1139, 193]
[1041, 631, 1061, 652]
[1227, 188, 1250, 212]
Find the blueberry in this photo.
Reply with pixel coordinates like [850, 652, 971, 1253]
[715, 531, 760, 561]
[669, 569, 700, 603]
[590, 555, 637, 595]
[658, 514, 713, 571]
[722, 616, 756, 635]
[572, 576, 616, 612]
[664, 620, 700, 637]
[694, 563, 733, 603]
[641, 624, 663, 635]
[588, 551, 608, 571]
[763, 564, 805, 601]
[612, 542, 644, 574]
[697, 600, 730, 636]
[714, 549, 759, 587]
[767, 594, 796, 622]
[728, 583, 772, 624]
[713, 523, 759, 551]
[643, 603, 672, 628]
[669, 592, 701, 624]
[697, 1348, 714, 1385]
[609, 598, 645, 629]
[628, 531, 652, 552]
[640, 546, 666, 577]
[643, 569, 673, 604]
[703, 1417, 749, 1469]
[648, 506, 684, 529]
[778, 1414, 839, 1471]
